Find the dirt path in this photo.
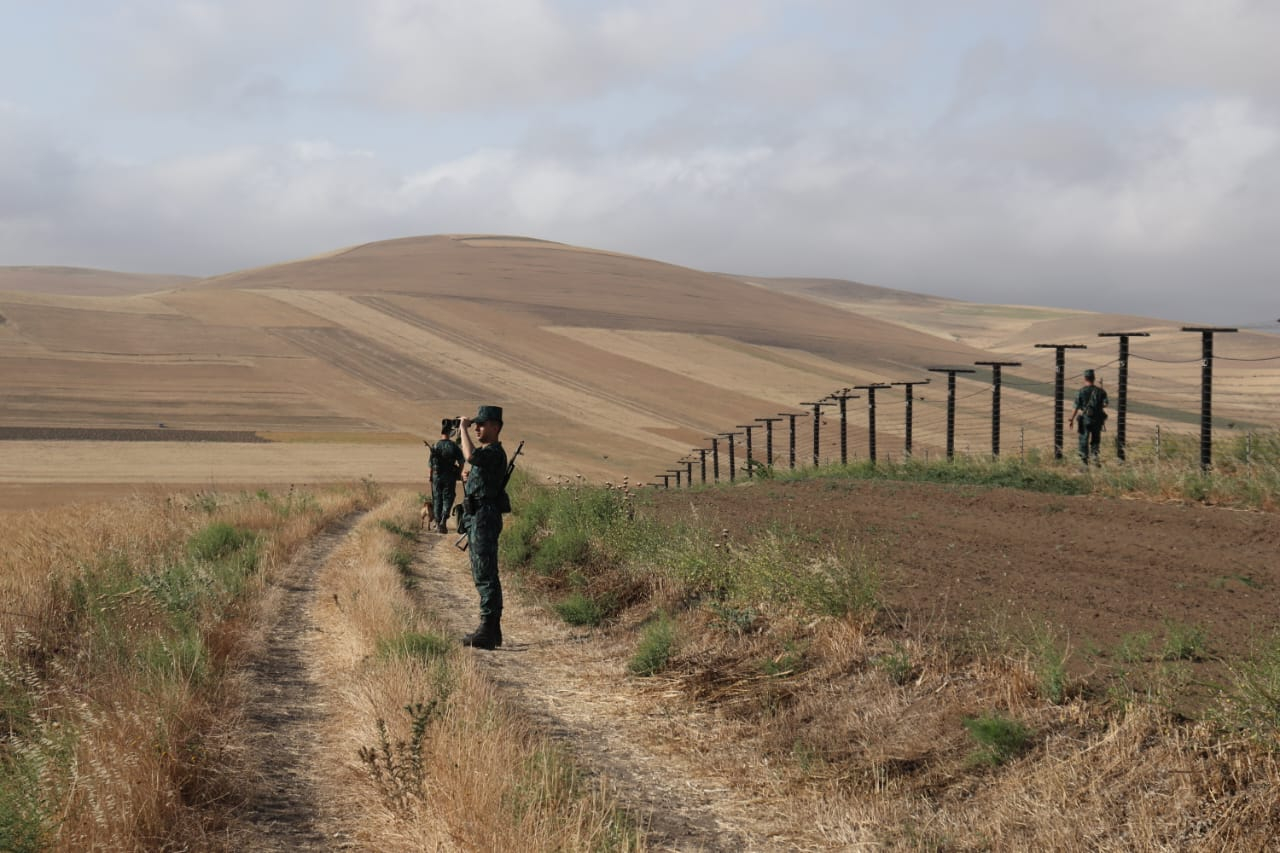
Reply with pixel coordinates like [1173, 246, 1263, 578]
[230, 514, 364, 851]
[412, 533, 810, 852]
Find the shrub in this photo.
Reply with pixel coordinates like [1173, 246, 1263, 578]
[531, 530, 591, 576]
[629, 613, 675, 677]
[553, 593, 607, 627]
[873, 642, 915, 686]
[963, 713, 1032, 767]
[188, 522, 256, 563]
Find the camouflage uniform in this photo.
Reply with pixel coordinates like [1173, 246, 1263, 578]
[1074, 381, 1109, 465]
[429, 437, 465, 530]
[464, 438, 507, 619]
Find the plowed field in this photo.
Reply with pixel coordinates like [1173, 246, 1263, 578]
[649, 478, 1279, 699]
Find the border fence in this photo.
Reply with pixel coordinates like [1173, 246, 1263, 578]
[649, 323, 1280, 487]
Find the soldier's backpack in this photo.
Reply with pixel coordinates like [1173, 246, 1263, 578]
[1082, 386, 1107, 424]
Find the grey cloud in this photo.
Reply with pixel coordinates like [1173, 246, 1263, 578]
[1042, 1, 1280, 103]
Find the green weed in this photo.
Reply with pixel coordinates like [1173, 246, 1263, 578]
[358, 700, 444, 813]
[963, 713, 1032, 767]
[0, 748, 55, 852]
[553, 593, 608, 627]
[1217, 633, 1280, 747]
[759, 641, 806, 677]
[873, 642, 916, 686]
[379, 518, 417, 540]
[1114, 631, 1154, 664]
[377, 631, 453, 662]
[629, 613, 675, 677]
[1027, 623, 1070, 704]
[188, 522, 257, 563]
[389, 547, 415, 586]
[1161, 619, 1208, 662]
[707, 602, 758, 635]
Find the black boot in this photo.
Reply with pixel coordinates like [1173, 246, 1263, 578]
[462, 615, 501, 650]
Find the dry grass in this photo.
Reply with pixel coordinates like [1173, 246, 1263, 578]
[308, 491, 642, 851]
[608, 602, 1280, 849]
[512, 477, 1280, 849]
[0, 484, 370, 850]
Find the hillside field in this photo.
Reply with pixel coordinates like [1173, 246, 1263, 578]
[4, 235, 1277, 509]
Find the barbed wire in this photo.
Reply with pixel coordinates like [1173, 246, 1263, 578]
[1130, 353, 1206, 364]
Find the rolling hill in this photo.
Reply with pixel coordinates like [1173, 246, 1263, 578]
[1, 235, 1276, 503]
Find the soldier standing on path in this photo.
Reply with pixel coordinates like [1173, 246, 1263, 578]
[428, 419, 466, 533]
[457, 405, 508, 650]
[1069, 369, 1109, 466]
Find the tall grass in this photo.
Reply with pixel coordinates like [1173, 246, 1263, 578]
[503, 474, 880, 626]
[1091, 430, 1280, 509]
[739, 432, 1280, 510]
[0, 484, 371, 850]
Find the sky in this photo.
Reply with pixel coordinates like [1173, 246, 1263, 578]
[2, 1, 1278, 326]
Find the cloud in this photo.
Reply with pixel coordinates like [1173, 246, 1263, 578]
[2, 1, 1278, 326]
[1043, 1, 1280, 100]
[353, 0, 770, 111]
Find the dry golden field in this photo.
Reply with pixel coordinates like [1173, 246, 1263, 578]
[3, 235, 1278, 508]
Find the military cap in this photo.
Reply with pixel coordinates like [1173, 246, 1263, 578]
[474, 405, 504, 424]
[1083, 369, 1095, 380]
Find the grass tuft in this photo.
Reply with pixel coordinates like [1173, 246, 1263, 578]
[629, 613, 676, 677]
[377, 631, 454, 662]
[963, 713, 1033, 767]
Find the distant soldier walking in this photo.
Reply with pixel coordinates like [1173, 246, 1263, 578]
[457, 405, 509, 650]
[428, 418, 465, 533]
[1069, 369, 1109, 466]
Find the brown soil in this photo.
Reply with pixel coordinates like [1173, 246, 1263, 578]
[647, 479, 1280, 689]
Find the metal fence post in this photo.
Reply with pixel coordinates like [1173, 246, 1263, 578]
[927, 368, 976, 461]
[1098, 332, 1149, 462]
[1033, 344, 1087, 459]
[1182, 326, 1238, 471]
[799, 401, 836, 467]
[825, 389, 857, 465]
[719, 432, 739, 482]
[755, 416, 783, 468]
[736, 424, 760, 478]
[854, 384, 891, 464]
[891, 379, 929, 459]
[974, 361, 1021, 458]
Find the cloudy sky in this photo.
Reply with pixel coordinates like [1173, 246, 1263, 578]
[2, 1, 1278, 325]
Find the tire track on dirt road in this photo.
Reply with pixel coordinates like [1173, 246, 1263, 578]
[413, 533, 806, 852]
[232, 512, 365, 851]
